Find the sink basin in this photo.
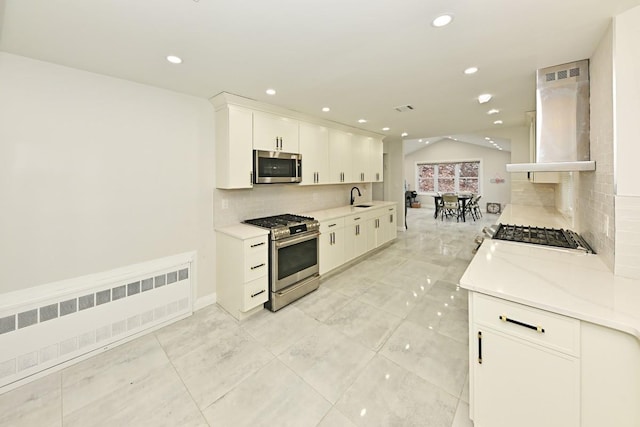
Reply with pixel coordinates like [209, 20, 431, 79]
[354, 204, 372, 208]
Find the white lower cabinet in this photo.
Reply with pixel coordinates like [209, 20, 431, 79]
[344, 213, 367, 262]
[216, 229, 269, 320]
[319, 203, 397, 275]
[368, 206, 396, 249]
[470, 293, 580, 427]
[319, 218, 345, 275]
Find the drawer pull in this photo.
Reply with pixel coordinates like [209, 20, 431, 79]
[251, 289, 266, 298]
[328, 224, 337, 228]
[499, 315, 545, 333]
[354, 217, 361, 221]
[478, 331, 483, 364]
[250, 242, 265, 248]
[251, 263, 266, 270]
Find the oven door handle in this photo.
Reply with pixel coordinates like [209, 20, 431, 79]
[274, 231, 320, 248]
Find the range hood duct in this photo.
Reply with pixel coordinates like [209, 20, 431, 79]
[506, 59, 595, 172]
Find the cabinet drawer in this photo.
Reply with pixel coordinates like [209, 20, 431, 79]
[473, 293, 580, 356]
[244, 250, 268, 282]
[320, 218, 345, 233]
[345, 213, 366, 224]
[243, 276, 268, 311]
[243, 236, 268, 255]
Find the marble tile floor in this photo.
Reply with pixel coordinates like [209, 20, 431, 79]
[0, 207, 497, 427]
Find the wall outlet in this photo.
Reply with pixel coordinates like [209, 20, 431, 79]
[221, 199, 229, 209]
[604, 215, 609, 237]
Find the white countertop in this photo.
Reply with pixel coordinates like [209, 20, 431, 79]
[460, 204, 640, 340]
[303, 200, 397, 222]
[215, 223, 269, 240]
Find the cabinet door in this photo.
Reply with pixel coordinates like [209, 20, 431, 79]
[472, 326, 580, 427]
[344, 217, 367, 262]
[367, 215, 385, 249]
[328, 129, 353, 183]
[253, 111, 299, 152]
[369, 138, 384, 182]
[299, 122, 329, 185]
[352, 134, 370, 182]
[215, 106, 254, 189]
[383, 207, 397, 243]
[319, 228, 344, 275]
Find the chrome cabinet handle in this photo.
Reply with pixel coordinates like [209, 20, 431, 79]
[251, 263, 265, 270]
[499, 315, 545, 333]
[250, 171, 253, 184]
[478, 331, 483, 364]
[251, 289, 266, 298]
[328, 223, 336, 228]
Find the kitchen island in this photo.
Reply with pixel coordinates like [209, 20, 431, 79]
[460, 204, 640, 427]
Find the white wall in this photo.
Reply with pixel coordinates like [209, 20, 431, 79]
[0, 53, 216, 299]
[613, 5, 640, 279]
[403, 140, 511, 209]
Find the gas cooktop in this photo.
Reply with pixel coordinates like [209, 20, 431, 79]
[243, 214, 319, 240]
[491, 223, 595, 254]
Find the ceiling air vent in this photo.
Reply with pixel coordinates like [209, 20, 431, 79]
[394, 105, 414, 112]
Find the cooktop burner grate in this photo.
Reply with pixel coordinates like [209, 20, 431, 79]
[492, 224, 594, 253]
[244, 214, 316, 229]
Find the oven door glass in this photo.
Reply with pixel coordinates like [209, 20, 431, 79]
[273, 234, 319, 291]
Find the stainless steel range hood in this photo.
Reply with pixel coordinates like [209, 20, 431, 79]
[506, 59, 595, 172]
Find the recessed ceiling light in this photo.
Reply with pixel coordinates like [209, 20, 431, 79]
[401, 132, 409, 137]
[478, 94, 492, 104]
[464, 67, 478, 75]
[485, 137, 491, 140]
[487, 109, 500, 115]
[166, 55, 182, 64]
[419, 139, 423, 142]
[382, 127, 390, 131]
[266, 89, 276, 95]
[493, 120, 503, 125]
[358, 119, 367, 123]
[498, 147, 503, 150]
[322, 107, 330, 112]
[432, 14, 453, 27]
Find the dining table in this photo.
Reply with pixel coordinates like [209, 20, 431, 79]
[432, 193, 473, 222]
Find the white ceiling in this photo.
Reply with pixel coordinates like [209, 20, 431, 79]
[404, 134, 511, 155]
[1, 0, 638, 142]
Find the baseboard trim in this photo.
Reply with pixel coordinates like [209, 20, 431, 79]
[194, 293, 217, 311]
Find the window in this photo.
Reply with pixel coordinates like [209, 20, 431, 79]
[416, 161, 480, 194]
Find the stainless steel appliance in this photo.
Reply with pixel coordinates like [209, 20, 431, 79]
[480, 223, 594, 254]
[243, 214, 320, 311]
[253, 150, 302, 184]
[507, 59, 595, 172]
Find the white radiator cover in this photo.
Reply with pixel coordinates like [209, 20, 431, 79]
[0, 252, 194, 393]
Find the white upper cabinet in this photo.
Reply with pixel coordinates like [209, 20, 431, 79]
[329, 129, 353, 183]
[352, 134, 371, 183]
[253, 111, 299, 153]
[369, 137, 384, 182]
[215, 105, 254, 189]
[298, 122, 329, 185]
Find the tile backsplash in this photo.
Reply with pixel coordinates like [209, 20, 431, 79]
[214, 184, 372, 227]
[510, 180, 556, 207]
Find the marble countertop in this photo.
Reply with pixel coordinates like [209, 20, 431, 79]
[460, 204, 640, 340]
[215, 223, 269, 240]
[303, 201, 397, 222]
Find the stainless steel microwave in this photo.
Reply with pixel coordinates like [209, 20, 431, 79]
[253, 150, 302, 184]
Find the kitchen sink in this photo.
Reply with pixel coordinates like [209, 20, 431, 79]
[354, 204, 372, 208]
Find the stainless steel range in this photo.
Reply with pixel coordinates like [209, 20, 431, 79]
[486, 223, 595, 254]
[243, 214, 320, 311]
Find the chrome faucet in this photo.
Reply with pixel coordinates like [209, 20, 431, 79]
[350, 186, 362, 205]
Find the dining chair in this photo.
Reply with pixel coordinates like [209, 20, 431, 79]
[441, 193, 461, 221]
